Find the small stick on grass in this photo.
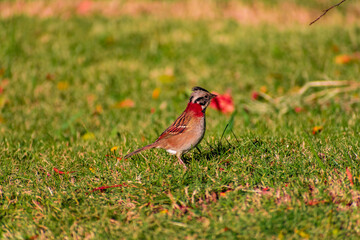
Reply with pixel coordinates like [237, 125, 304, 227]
[309, 0, 348, 26]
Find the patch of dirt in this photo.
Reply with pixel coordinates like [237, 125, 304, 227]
[1, 0, 359, 26]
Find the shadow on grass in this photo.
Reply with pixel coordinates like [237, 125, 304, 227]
[183, 141, 238, 164]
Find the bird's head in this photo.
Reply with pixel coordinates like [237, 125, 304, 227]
[189, 86, 217, 111]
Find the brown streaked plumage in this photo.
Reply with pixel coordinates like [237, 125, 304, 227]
[124, 86, 216, 169]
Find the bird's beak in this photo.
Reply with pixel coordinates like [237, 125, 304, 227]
[211, 93, 217, 99]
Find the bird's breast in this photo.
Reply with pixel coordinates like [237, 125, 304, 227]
[181, 115, 205, 152]
[185, 102, 204, 117]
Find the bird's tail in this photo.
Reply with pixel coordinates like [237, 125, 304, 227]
[124, 143, 156, 159]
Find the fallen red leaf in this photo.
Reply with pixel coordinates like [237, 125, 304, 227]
[312, 126, 323, 135]
[335, 54, 352, 64]
[306, 199, 327, 206]
[53, 167, 75, 175]
[251, 91, 259, 100]
[262, 187, 270, 191]
[209, 91, 235, 114]
[88, 184, 126, 194]
[53, 168, 65, 174]
[219, 192, 227, 197]
[152, 88, 161, 99]
[219, 167, 225, 171]
[346, 167, 354, 186]
[45, 73, 55, 80]
[113, 99, 135, 109]
[294, 107, 303, 113]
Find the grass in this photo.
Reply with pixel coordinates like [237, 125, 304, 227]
[1, 12, 360, 239]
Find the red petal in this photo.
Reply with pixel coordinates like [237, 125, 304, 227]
[209, 91, 235, 114]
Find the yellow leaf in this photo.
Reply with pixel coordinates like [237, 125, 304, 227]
[0, 96, 7, 109]
[111, 146, 119, 152]
[152, 88, 161, 99]
[278, 231, 284, 240]
[295, 229, 309, 239]
[82, 132, 95, 140]
[335, 54, 352, 65]
[159, 209, 168, 214]
[89, 167, 95, 173]
[57, 81, 69, 91]
[260, 86, 267, 93]
[112, 99, 135, 109]
[158, 74, 174, 83]
[95, 104, 103, 114]
[312, 126, 323, 135]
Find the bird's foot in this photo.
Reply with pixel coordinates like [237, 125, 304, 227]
[176, 155, 187, 170]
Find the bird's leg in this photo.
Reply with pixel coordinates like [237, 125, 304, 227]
[176, 153, 187, 170]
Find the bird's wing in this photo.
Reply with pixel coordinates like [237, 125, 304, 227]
[155, 111, 191, 141]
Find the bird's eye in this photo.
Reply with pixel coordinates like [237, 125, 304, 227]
[195, 97, 204, 103]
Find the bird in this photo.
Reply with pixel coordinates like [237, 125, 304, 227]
[124, 86, 217, 169]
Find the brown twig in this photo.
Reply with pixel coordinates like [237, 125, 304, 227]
[245, 80, 360, 115]
[309, 0, 348, 25]
[298, 80, 356, 95]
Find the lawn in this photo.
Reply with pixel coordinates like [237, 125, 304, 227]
[1, 1, 360, 239]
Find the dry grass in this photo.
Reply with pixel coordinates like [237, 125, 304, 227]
[1, 0, 359, 26]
